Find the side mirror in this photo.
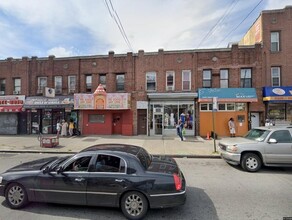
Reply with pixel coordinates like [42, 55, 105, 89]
[268, 138, 277, 144]
[56, 167, 63, 174]
[43, 166, 50, 174]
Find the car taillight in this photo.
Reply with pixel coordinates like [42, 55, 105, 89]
[173, 173, 182, 191]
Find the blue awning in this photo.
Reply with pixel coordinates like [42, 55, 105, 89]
[198, 88, 258, 102]
[263, 86, 292, 102]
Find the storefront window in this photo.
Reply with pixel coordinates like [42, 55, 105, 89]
[227, 103, 235, 111]
[235, 103, 246, 111]
[287, 104, 292, 122]
[164, 104, 178, 129]
[179, 104, 194, 130]
[89, 114, 105, 123]
[268, 103, 285, 120]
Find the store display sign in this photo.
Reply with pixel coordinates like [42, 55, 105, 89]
[263, 86, 292, 102]
[0, 95, 25, 106]
[24, 96, 74, 108]
[106, 93, 130, 109]
[74, 94, 94, 109]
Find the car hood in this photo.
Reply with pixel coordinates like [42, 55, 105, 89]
[5, 156, 59, 173]
[147, 155, 179, 174]
[219, 137, 258, 146]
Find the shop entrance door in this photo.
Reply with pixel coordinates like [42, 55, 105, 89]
[113, 113, 122, 135]
[154, 114, 162, 135]
[137, 110, 147, 135]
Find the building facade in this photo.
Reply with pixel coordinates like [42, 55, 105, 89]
[0, 6, 291, 136]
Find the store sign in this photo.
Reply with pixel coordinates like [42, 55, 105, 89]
[24, 96, 74, 108]
[74, 94, 94, 109]
[106, 93, 130, 109]
[263, 86, 292, 102]
[0, 95, 25, 106]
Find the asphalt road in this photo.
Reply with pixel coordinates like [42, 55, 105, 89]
[0, 153, 291, 220]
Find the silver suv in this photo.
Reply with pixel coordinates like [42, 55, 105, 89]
[218, 126, 292, 172]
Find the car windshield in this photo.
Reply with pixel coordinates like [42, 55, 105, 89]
[136, 148, 152, 169]
[48, 155, 72, 171]
[244, 128, 271, 141]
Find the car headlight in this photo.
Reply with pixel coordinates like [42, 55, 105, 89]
[226, 145, 238, 153]
[0, 176, 2, 184]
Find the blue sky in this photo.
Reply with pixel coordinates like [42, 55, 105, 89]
[0, 0, 291, 59]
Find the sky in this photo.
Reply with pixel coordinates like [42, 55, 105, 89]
[0, 0, 291, 59]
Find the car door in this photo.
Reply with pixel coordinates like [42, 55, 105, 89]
[264, 130, 292, 164]
[34, 155, 93, 205]
[86, 154, 132, 207]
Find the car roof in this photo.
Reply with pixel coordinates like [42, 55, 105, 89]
[252, 126, 292, 131]
[80, 143, 144, 156]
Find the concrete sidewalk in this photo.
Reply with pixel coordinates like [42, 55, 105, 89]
[0, 134, 222, 158]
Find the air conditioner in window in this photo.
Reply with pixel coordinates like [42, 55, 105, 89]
[13, 91, 20, 95]
[166, 86, 174, 91]
[0, 91, 4, 95]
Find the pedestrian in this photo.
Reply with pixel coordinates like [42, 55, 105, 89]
[69, 119, 74, 136]
[228, 118, 236, 137]
[56, 120, 61, 134]
[61, 119, 68, 137]
[176, 119, 184, 141]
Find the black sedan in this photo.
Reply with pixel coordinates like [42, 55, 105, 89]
[0, 144, 186, 219]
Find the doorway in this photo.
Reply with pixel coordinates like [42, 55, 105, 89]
[154, 114, 162, 135]
[137, 110, 147, 135]
[251, 112, 260, 128]
[113, 113, 122, 135]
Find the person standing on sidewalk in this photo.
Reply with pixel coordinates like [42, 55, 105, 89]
[61, 119, 68, 137]
[69, 119, 74, 136]
[228, 118, 236, 137]
[176, 119, 184, 141]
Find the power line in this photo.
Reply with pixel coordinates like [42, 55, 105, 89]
[196, 0, 238, 49]
[216, 0, 264, 48]
[104, 0, 133, 52]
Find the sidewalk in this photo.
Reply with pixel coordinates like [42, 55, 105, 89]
[0, 134, 222, 158]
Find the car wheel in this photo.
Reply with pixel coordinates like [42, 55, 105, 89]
[121, 191, 148, 220]
[241, 153, 262, 172]
[5, 183, 28, 209]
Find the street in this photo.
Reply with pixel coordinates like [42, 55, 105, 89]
[0, 153, 291, 220]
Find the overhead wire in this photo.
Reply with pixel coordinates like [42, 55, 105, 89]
[104, 0, 133, 52]
[216, 0, 264, 48]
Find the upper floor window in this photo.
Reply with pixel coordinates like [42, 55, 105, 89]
[240, 68, 252, 88]
[68, 75, 76, 94]
[116, 74, 125, 91]
[99, 74, 106, 90]
[220, 69, 229, 88]
[271, 67, 280, 87]
[85, 75, 92, 92]
[146, 72, 156, 91]
[166, 71, 175, 91]
[271, 32, 279, 52]
[0, 79, 5, 95]
[38, 77, 47, 93]
[13, 78, 21, 94]
[54, 76, 62, 94]
[182, 70, 191, 91]
[203, 70, 211, 88]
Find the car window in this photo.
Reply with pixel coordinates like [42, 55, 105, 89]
[64, 156, 92, 172]
[137, 148, 152, 169]
[95, 154, 126, 173]
[269, 130, 292, 143]
[244, 129, 270, 141]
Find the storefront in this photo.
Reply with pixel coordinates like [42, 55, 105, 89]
[147, 93, 197, 136]
[198, 88, 258, 137]
[74, 85, 132, 135]
[0, 95, 26, 135]
[263, 86, 292, 123]
[24, 96, 75, 134]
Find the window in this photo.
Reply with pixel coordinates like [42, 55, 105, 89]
[64, 156, 92, 172]
[271, 67, 280, 86]
[200, 103, 213, 111]
[0, 79, 5, 95]
[37, 77, 47, 93]
[85, 75, 92, 92]
[116, 74, 125, 91]
[146, 72, 156, 91]
[68, 75, 76, 94]
[13, 78, 21, 94]
[89, 114, 105, 123]
[99, 74, 106, 90]
[166, 71, 175, 91]
[200, 103, 237, 111]
[240, 68, 252, 88]
[220, 69, 229, 88]
[271, 32, 279, 52]
[182, 70, 191, 91]
[269, 130, 292, 143]
[203, 70, 211, 88]
[95, 154, 126, 173]
[54, 76, 62, 94]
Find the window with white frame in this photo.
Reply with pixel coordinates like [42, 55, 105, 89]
[38, 77, 47, 93]
[85, 75, 92, 92]
[13, 78, 21, 94]
[220, 69, 229, 88]
[146, 72, 156, 91]
[271, 32, 279, 52]
[240, 68, 252, 88]
[166, 71, 175, 91]
[203, 70, 211, 88]
[182, 70, 191, 91]
[68, 75, 76, 93]
[54, 76, 62, 94]
[271, 67, 280, 87]
[116, 73, 125, 91]
[200, 103, 239, 111]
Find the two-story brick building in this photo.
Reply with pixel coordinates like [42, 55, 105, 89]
[0, 6, 291, 136]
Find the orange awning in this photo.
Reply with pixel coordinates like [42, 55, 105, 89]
[0, 106, 23, 112]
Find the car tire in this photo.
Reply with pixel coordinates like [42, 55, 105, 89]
[5, 183, 28, 209]
[241, 153, 262, 172]
[121, 191, 148, 220]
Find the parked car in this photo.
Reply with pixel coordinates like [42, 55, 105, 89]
[218, 126, 292, 172]
[0, 144, 186, 220]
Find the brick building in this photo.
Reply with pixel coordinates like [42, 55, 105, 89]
[0, 6, 291, 136]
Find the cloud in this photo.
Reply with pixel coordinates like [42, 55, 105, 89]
[47, 46, 77, 57]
